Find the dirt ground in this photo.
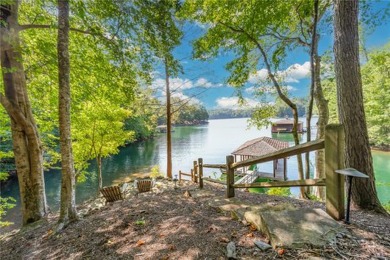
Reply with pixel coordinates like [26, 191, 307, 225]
[1, 179, 389, 259]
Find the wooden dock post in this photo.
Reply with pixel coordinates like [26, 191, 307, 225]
[193, 161, 198, 183]
[198, 158, 203, 189]
[226, 155, 235, 198]
[179, 170, 182, 182]
[325, 124, 345, 220]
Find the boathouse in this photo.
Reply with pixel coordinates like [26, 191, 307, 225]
[231, 137, 289, 181]
[271, 118, 304, 133]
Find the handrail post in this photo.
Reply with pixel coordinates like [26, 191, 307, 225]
[193, 161, 198, 183]
[198, 158, 203, 189]
[179, 170, 182, 183]
[226, 155, 235, 198]
[325, 124, 345, 220]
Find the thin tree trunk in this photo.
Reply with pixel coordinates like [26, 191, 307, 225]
[57, 0, 77, 228]
[333, 0, 385, 212]
[165, 58, 172, 179]
[97, 155, 103, 189]
[0, 3, 47, 225]
[254, 42, 306, 199]
[306, 0, 318, 197]
[313, 53, 328, 200]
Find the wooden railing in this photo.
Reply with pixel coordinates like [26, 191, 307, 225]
[181, 124, 346, 221]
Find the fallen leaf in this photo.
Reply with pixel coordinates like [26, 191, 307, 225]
[277, 248, 285, 255]
[220, 237, 229, 243]
[250, 225, 257, 231]
[246, 232, 254, 238]
[159, 234, 166, 238]
[136, 240, 145, 247]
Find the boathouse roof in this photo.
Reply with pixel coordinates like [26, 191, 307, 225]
[273, 119, 303, 124]
[231, 137, 289, 157]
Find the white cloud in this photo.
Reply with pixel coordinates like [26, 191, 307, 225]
[282, 62, 311, 82]
[152, 77, 222, 91]
[245, 85, 296, 94]
[248, 69, 268, 83]
[216, 97, 259, 109]
[248, 61, 311, 84]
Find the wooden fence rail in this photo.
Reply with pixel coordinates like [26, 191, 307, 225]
[233, 178, 326, 188]
[202, 164, 226, 169]
[231, 139, 325, 170]
[182, 124, 346, 221]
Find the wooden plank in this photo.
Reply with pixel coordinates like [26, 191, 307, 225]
[202, 177, 226, 185]
[231, 139, 325, 170]
[180, 172, 192, 176]
[325, 124, 345, 220]
[198, 158, 204, 189]
[226, 155, 235, 198]
[233, 178, 326, 189]
[193, 161, 198, 183]
[203, 164, 226, 169]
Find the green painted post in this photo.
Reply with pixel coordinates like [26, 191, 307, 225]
[325, 124, 345, 220]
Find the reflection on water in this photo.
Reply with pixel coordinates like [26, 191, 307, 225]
[1, 117, 389, 231]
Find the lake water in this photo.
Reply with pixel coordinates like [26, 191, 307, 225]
[1, 118, 389, 230]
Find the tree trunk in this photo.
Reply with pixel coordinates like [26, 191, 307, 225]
[97, 155, 103, 189]
[165, 58, 172, 179]
[333, 0, 385, 212]
[57, 0, 77, 228]
[310, 0, 328, 200]
[0, 3, 48, 225]
[313, 53, 328, 200]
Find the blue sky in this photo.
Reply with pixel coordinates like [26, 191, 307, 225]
[152, 2, 390, 109]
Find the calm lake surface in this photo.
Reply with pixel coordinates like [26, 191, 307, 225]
[1, 118, 389, 230]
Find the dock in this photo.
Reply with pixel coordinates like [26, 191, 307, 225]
[235, 160, 286, 185]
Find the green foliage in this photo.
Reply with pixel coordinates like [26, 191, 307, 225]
[266, 187, 292, 197]
[361, 45, 390, 147]
[134, 219, 146, 226]
[383, 201, 390, 213]
[172, 101, 209, 125]
[323, 43, 390, 147]
[0, 197, 16, 227]
[306, 193, 321, 201]
[150, 165, 162, 179]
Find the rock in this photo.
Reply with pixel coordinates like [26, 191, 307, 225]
[183, 190, 192, 197]
[226, 241, 237, 259]
[254, 208, 348, 248]
[254, 240, 272, 251]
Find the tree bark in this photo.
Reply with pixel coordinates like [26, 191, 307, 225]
[57, 0, 77, 228]
[333, 0, 385, 212]
[313, 52, 328, 200]
[0, 3, 47, 225]
[97, 155, 103, 189]
[165, 58, 172, 179]
[310, 0, 329, 200]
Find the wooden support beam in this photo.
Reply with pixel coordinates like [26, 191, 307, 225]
[198, 158, 203, 189]
[231, 139, 325, 170]
[325, 124, 345, 220]
[203, 177, 226, 185]
[202, 164, 226, 169]
[233, 178, 326, 189]
[226, 155, 235, 198]
[193, 161, 198, 183]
